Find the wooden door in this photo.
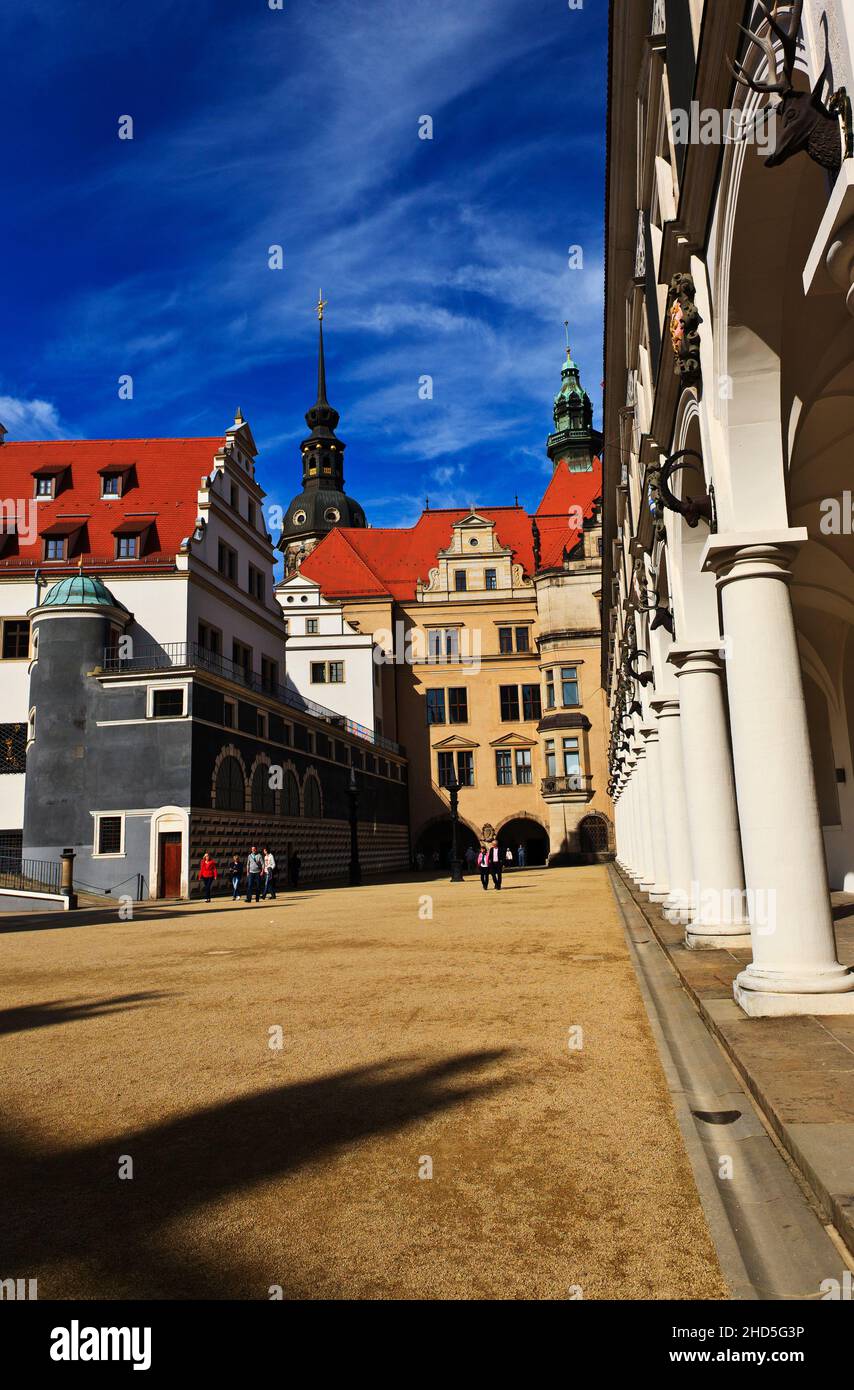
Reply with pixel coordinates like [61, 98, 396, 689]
[158, 833, 182, 898]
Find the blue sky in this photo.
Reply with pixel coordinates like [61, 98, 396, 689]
[0, 0, 607, 526]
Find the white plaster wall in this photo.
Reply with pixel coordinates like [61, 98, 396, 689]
[285, 636, 377, 730]
[0, 772, 24, 829]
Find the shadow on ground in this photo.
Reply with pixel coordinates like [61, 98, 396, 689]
[0, 993, 171, 1037]
[1, 1049, 513, 1298]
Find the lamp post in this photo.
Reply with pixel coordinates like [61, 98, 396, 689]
[446, 767, 464, 883]
[348, 766, 361, 886]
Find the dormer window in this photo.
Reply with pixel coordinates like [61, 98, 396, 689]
[45, 536, 66, 560]
[41, 517, 86, 560]
[116, 535, 138, 559]
[112, 515, 155, 560]
[101, 474, 120, 498]
[36, 476, 54, 499]
[98, 462, 134, 497]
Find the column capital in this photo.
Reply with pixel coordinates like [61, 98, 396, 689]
[640, 725, 659, 745]
[650, 695, 680, 719]
[667, 643, 725, 678]
[701, 529, 808, 588]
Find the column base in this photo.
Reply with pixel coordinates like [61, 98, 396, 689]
[648, 888, 670, 903]
[686, 926, 751, 951]
[734, 980, 854, 1017]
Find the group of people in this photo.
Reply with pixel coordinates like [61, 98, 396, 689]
[412, 839, 527, 889]
[197, 846, 302, 903]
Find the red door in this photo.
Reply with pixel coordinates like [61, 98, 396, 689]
[158, 833, 182, 898]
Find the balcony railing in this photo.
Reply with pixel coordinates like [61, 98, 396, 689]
[100, 642, 403, 755]
[0, 854, 62, 894]
[541, 773, 593, 797]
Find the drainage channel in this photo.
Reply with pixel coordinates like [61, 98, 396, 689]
[609, 869, 851, 1301]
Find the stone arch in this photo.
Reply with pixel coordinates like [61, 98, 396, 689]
[578, 811, 613, 856]
[303, 767, 323, 820]
[662, 396, 719, 646]
[249, 753, 277, 816]
[211, 745, 248, 812]
[279, 759, 301, 818]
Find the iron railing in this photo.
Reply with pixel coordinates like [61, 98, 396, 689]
[100, 642, 404, 755]
[541, 773, 593, 796]
[0, 854, 62, 894]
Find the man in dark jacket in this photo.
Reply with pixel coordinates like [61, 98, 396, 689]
[245, 845, 263, 903]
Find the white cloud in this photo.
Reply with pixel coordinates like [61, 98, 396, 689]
[0, 395, 66, 439]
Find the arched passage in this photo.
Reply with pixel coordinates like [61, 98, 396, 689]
[498, 816, 549, 867]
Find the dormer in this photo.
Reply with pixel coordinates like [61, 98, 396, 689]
[32, 462, 70, 500]
[98, 462, 136, 499]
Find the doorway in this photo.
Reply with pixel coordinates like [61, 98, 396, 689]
[158, 832, 182, 898]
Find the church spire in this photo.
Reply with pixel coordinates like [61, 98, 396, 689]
[303, 291, 342, 462]
[546, 330, 602, 471]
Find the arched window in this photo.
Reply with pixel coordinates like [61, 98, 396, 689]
[251, 762, 276, 815]
[304, 774, 322, 819]
[282, 770, 300, 818]
[214, 755, 245, 811]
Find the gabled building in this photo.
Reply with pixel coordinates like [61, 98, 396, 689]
[298, 349, 612, 866]
[0, 413, 408, 897]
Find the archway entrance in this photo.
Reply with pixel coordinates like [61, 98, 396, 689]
[414, 817, 478, 869]
[579, 814, 611, 859]
[499, 817, 549, 867]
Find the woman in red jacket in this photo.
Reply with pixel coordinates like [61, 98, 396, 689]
[198, 852, 218, 903]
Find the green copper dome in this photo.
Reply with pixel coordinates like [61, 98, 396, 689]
[40, 573, 126, 610]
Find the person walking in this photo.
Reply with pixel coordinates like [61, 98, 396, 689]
[229, 854, 242, 900]
[516, 843, 526, 869]
[477, 839, 502, 891]
[198, 852, 218, 903]
[261, 846, 277, 899]
[289, 848, 301, 890]
[464, 844, 476, 875]
[245, 845, 263, 903]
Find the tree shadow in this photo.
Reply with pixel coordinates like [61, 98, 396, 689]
[0, 993, 171, 1036]
[1, 1049, 514, 1299]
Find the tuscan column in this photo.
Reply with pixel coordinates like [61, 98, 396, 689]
[650, 696, 694, 924]
[632, 740, 656, 892]
[667, 643, 749, 948]
[621, 754, 640, 879]
[704, 531, 854, 1014]
[640, 724, 670, 901]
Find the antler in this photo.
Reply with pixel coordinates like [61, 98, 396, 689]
[729, 0, 803, 96]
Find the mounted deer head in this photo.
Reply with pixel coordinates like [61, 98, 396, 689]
[729, 1, 842, 175]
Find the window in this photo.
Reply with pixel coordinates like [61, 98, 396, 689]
[515, 627, 530, 653]
[306, 618, 319, 634]
[522, 684, 542, 721]
[515, 749, 533, 785]
[214, 755, 245, 811]
[498, 627, 513, 654]
[116, 535, 138, 559]
[485, 568, 497, 591]
[545, 740, 556, 777]
[248, 564, 265, 601]
[2, 620, 30, 660]
[310, 661, 344, 684]
[151, 688, 185, 719]
[218, 541, 237, 581]
[222, 698, 236, 729]
[428, 627, 459, 662]
[499, 685, 520, 721]
[101, 474, 120, 498]
[454, 569, 467, 592]
[231, 483, 239, 509]
[251, 762, 275, 814]
[247, 500, 257, 529]
[304, 775, 322, 818]
[561, 665, 580, 706]
[198, 621, 222, 656]
[96, 815, 123, 856]
[311, 661, 326, 684]
[35, 475, 54, 498]
[495, 749, 513, 786]
[426, 689, 446, 724]
[563, 738, 581, 776]
[232, 640, 252, 680]
[45, 537, 65, 560]
[261, 656, 278, 692]
[282, 769, 300, 817]
[437, 750, 474, 788]
[545, 670, 556, 710]
[329, 661, 344, 683]
[256, 710, 268, 739]
[448, 687, 468, 723]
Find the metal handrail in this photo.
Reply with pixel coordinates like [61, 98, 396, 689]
[541, 773, 593, 795]
[100, 642, 404, 756]
[0, 854, 62, 893]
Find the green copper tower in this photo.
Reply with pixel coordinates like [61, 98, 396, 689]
[546, 338, 602, 471]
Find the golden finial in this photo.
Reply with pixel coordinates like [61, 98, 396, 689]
[78, 554, 84, 572]
[316, 288, 327, 321]
[564, 320, 571, 356]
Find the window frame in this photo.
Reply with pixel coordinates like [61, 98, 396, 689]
[146, 683, 188, 720]
[499, 684, 520, 722]
[93, 811, 126, 858]
[495, 748, 513, 786]
[426, 688, 446, 725]
[447, 687, 468, 724]
[1, 619, 30, 661]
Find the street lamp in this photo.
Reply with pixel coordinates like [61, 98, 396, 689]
[348, 766, 361, 886]
[446, 766, 464, 883]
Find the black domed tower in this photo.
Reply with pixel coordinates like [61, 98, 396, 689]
[278, 295, 366, 573]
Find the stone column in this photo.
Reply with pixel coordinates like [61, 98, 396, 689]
[640, 725, 670, 901]
[650, 696, 694, 924]
[668, 644, 749, 949]
[704, 531, 854, 1015]
[633, 741, 656, 892]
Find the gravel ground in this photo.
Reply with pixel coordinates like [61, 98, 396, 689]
[0, 866, 727, 1300]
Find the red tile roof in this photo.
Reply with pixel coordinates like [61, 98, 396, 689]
[0, 437, 222, 570]
[302, 457, 602, 599]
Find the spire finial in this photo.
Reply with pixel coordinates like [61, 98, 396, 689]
[563, 319, 570, 353]
[316, 288, 327, 321]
